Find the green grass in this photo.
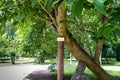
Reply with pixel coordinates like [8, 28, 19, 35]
[51, 65, 120, 80]
[63, 65, 120, 80]
[102, 58, 120, 66]
[63, 65, 98, 80]
[107, 70, 120, 77]
[50, 59, 120, 80]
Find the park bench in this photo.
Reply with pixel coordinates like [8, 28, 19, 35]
[0, 57, 10, 62]
[48, 63, 56, 71]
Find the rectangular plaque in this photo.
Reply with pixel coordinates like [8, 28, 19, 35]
[57, 37, 64, 41]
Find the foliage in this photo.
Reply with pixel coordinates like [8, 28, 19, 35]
[94, 0, 107, 16]
[71, 0, 84, 18]
[35, 51, 46, 64]
[0, 0, 120, 79]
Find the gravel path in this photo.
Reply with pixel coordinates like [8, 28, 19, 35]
[0, 64, 48, 80]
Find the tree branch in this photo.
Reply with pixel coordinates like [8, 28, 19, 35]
[57, 2, 93, 63]
[49, 22, 58, 33]
[33, 16, 51, 22]
[94, 38, 105, 65]
[38, 2, 58, 33]
[94, 14, 107, 65]
[38, 2, 55, 22]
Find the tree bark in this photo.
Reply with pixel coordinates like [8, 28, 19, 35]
[56, 3, 120, 80]
[71, 61, 90, 80]
[94, 39, 105, 65]
[71, 43, 91, 80]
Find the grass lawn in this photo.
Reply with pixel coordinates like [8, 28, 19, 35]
[51, 59, 120, 80]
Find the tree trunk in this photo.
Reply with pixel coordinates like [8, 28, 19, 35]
[56, 2, 120, 80]
[71, 44, 91, 80]
[94, 39, 105, 65]
[71, 61, 90, 80]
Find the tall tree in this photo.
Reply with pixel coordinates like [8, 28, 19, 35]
[0, 0, 120, 80]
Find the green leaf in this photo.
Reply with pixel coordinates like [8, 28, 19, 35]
[107, 0, 113, 3]
[12, 0, 16, 2]
[97, 0, 107, 3]
[114, 29, 120, 37]
[37, 0, 41, 3]
[31, 0, 37, 8]
[66, 0, 73, 5]
[62, 0, 66, 10]
[97, 27, 105, 38]
[97, 26, 112, 39]
[18, 13, 25, 21]
[0, 27, 5, 35]
[110, 12, 120, 26]
[87, 0, 94, 3]
[25, 8, 31, 15]
[71, 0, 84, 18]
[103, 27, 112, 39]
[94, 0, 107, 17]
[46, 0, 53, 12]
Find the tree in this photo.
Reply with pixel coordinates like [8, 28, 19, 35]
[10, 52, 16, 64]
[55, 1, 120, 80]
[0, 0, 120, 80]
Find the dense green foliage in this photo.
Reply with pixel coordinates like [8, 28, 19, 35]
[0, 0, 120, 64]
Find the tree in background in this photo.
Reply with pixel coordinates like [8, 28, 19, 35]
[0, 0, 120, 80]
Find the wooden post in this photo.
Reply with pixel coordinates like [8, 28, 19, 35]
[57, 37, 64, 80]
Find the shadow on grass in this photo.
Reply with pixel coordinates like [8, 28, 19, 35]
[51, 72, 73, 80]
[24, 66, 120, 80]
[24, 71, 99, 80]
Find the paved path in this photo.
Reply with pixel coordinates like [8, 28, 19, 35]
[102, 66, 120, 71]
[0, 64, 48, 80]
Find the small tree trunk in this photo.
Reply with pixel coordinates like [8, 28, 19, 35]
[71, 44, 91, 80]
[71, 61, 90, 80]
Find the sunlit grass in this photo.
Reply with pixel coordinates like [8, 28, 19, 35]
[62, 59, 120, 80]
[63, 64, 120, 80]
[107, 70, 120, 77]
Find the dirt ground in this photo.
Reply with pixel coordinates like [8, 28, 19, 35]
[24, 70, 56, 80]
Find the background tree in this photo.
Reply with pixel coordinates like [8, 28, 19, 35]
[0, 0, 120, 80]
